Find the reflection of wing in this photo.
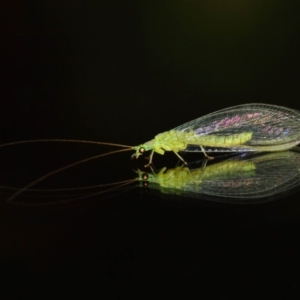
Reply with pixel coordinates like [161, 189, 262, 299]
[147, 151, 300, 202]
[174, 104, 300, 148]
[185, 151, 300, 200]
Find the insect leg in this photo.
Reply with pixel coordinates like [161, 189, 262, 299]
[201, 158, 208, 169]
[200, 145, 214, 160]
[173, 151, 187, 165]
[144, 150, 154, 167]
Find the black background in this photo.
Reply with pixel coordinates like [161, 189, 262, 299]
[1, 1, 300, 297]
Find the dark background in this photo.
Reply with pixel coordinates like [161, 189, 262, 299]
[1, 0, 300, 297]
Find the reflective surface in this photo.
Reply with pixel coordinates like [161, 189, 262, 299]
[2, 0, 300, 297]
[1, 144, 300, 297]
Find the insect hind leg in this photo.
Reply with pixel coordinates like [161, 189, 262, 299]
[200, 145, 214, 160]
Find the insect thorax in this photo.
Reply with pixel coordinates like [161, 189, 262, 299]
[150, 130, 188, 154]
[139, 167, 192, 189]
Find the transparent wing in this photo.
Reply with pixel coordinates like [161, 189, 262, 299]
[182, 151, 300, 201]
[174, 104, 300, 150]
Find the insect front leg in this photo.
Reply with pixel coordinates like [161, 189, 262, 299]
[144, 150, 155, 168]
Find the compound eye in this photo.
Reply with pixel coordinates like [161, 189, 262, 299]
[142, 173, 148, 181]
[139, 147, 145, 154]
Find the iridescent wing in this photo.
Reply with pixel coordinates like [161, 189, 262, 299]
[182, 151, 300, 201]
[174, 104, 300, 152]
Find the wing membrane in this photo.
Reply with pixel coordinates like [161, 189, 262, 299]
[184, 151, 300, 200]
[148, 151, 300, 201]
[174, 104, 300, 149]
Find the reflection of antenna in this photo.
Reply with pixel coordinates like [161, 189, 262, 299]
[3, 143, 300, 205]
[6, 147, 133, 203]
[2, 178, 137, 206]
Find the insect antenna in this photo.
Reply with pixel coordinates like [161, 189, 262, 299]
[0, 139, 133, 149]
[0, 139, 132, 202]
[1, 177, 137, 205]
[60, 179, 138, 203]
[1, 178, 137, 193]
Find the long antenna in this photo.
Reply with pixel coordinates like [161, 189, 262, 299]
[6, 179, 138, 206]
[59, 179, 138, 203]
[0, 139, 133, 149]
[6, 147, 133, 203]
[1, 178, 136, 192]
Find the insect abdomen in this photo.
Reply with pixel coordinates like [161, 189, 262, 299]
[153, 130, 253, 153]
[187, 132, 253, 147]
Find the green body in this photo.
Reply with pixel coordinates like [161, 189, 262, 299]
[133, 130, 253, 161]
[139, 159, 256, 191]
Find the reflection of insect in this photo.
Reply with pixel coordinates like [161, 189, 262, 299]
[4, 151, 300, 204]
[137, 150, 300, 202]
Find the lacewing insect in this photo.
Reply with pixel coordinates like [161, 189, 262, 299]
[137, 150, 300, 202]
[2, 103, 300, 166]
[1, 103, 300, 202]
[4, 150, 300, 204]
[132, 103, 300, 165]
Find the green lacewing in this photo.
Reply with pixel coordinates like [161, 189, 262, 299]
[3, 103, 300, 164]
[4, 151, 300, 204]
[137, 150, 300, 202]
[1, 103, 300, 201]
[132, 103, 300, 165]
